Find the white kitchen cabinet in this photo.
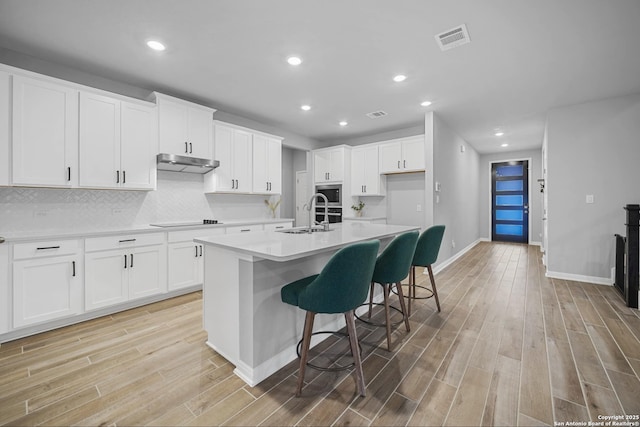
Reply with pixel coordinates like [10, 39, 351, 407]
[314, 146, 346, 183]
[351, 144, 384, 196]
[85, 233, 166, 311]
[167, 228, 224, 291]
[252, 134, 282, 194]
[0, 243, 9, 334]
[156, 93, 215, 159]
[205, 122, 252, 193]
[0, 70, 10, 187]
[12, 240, 82, 328]
[12, 75, 78, 187]
[379, 136, 425, 174]
[79, 92, 156, 190]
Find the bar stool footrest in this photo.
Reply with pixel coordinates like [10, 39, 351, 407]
[392, 283, 434, 300]
[296, 331, 362, 372]
[354, 303, 405, 327]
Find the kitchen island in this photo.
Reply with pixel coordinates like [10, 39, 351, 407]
[194, 222, 419, 386]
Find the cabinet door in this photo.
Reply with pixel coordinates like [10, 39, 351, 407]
[379, 142, 402, 173]
[361, 145, 380, 194]
[187, 107, 212, 159]
[314, 151, 330, 182]
[252, 134, 269, 193]
[13, 255, 81, 327]
[328, 149, 344, 182]
[402, 137, 425, 171]
[121, 102, 156, 190]
[351, 148, 366, 195]
[85, 250, 128, 311]
[158, 97, 189, 155]
[129, 245, 166, 300]
[168, 241, 202, 290]
[233, 129, 252, 192]
[12, 75, 78, 187]
[267, 138, 282, 194]
[212, 124, 234, 191]
[0, 71, 9, 186]
[79, 92, 121, 189]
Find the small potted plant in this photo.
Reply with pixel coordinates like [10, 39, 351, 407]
[264, 198, 281, 218]
[351, 200, 365, 217]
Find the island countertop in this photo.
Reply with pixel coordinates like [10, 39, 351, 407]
[194, 222, 420, 262]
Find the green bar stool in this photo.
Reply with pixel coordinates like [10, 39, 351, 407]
[407, 225, 446, 315]
[280, 240, 380, 397]
[358, 231, 418, 351]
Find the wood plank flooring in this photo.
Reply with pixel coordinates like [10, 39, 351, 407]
[1, 242, 640, 426]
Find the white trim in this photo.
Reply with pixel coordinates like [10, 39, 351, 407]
[431, 238, 482, 275]
[529, 241, 542, 247]
[545, 270, 613, 286]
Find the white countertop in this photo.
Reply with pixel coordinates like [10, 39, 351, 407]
[194, 222, 419, 262]
[342, 216, 387, 221]
[0, 218, 294, 243]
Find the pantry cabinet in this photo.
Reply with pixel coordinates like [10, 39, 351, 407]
[84, 233, 166, 311]
[205, 122, 252, 193]
[156, 93, 215, 159]
[79, 91, 156, 190]
[252, 134, 282, 194]
[379, 136, 425, 174]
[314, 147, 346, 183]
[0, 70, 9, 186]
[12, 240, 82, 328]
[351, 144, 384, 196]
[12, 75, 78, 187]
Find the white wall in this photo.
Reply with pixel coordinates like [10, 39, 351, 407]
[432, 114, 481, 263]
[479, 149, 543, 244]
[385, 174, 425, 228]
[546, 92, 640, 282]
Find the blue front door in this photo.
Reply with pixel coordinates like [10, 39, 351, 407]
[492, 160, 529, 243]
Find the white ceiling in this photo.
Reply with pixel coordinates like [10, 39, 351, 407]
[1, 0, 639, 153]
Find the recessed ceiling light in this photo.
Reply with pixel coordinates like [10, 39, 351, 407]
[501, 143, 509, 147]
[287, 56, 302, 66]
[339, 121, 348, 127]
[146, 40, 166, 51]
[420, 101, 432, 107]
[495, 131, 505, 137]
[393, 74, 407, 82]
[300, 105, 311, 111]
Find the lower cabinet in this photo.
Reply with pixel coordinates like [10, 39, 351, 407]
[263, 221, 294, 231]
[167, 228, 224, 291]
[84, 233, 166, 311]
[12, 240, 82, 328]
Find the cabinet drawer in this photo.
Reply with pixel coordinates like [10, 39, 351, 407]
[225, 224, 263, 234]
[13, 239, 81, 260]
[85, 233, 165, 252]
[263, 222, 293, 231]
[168, 227, 225, 243]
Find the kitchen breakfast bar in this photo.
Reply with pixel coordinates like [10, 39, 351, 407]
[194, 222, 419, 386]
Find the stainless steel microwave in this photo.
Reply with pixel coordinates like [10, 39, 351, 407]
[315, 184, 341, 206]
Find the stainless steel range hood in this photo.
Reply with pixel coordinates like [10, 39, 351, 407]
[156, 153, 219, 174]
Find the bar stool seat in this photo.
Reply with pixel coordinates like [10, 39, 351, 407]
[357, 231, 418, 351]
[280, 240, 380, 397]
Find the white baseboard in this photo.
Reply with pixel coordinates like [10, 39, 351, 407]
[545, 270, 613, 286]
[431, 238, 483, 275]
[529, 241, 542, 247]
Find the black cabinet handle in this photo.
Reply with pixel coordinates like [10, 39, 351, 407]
[240, 229, 250, 232]
[195, 245, 198, 257]
[199, 245, 203, 257]
[397, 160, 400, 169]
[123, 170, 126, 184]
[189, 143, 193, 154]
[37, 246, 60, 250]
[275, 226, 284, 229]
[404, 160, 406, 168]
[116, 170, 120, 183]
[185, 142, 188, 153]
[124, 254, 127, 269]
[72, 261, 76, 277]
[67, 167, 71, 182]
[119, 238, 136, 243]
[130, 253, 134, 268]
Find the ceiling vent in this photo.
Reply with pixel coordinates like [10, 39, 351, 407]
[366, 110, 387, 119]
[435, 24, 470, 51]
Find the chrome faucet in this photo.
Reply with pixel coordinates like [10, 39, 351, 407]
[304, 193, 330, 232]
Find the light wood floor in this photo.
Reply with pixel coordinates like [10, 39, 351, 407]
[2, 242, 640, 426]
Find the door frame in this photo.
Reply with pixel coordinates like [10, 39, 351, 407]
[488, 157, 532, 244]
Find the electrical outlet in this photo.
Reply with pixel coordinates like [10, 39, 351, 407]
[112, 208, 123, 215]
[586, 194, 594, 204]
[34, 210, 49, 217]
[416, 204, 422, 212]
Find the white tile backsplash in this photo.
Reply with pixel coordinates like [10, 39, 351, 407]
[0, 171, 274, 233]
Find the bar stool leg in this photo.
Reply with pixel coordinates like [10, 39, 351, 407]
[395, 281, 411, 333]
[296, 311, 316, 396]
[383, 283, 392, 351]
[367, 282, 374, 318]
[427, 265, 441, 312]
[344, 310, 366, 397]
[407, 265, 415, 317]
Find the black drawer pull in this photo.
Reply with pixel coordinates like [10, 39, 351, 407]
[199, 245, 203, 257]
[240, 229, 250, 232]
[275, 226, 284, 229]
[72, 261, 76, 277]
[37, 246, 60, 250]
[124, 254, 127, 269]
[130, 253, 134, 268]
[118, 239, 136, 243]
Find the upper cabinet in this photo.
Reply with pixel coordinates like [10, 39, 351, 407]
[252, 133, 282, 194]
[314, 146, 347, 183]
[79, 91, 156, 190]
[12, 75, 79, 187]
[0, 70, 9, 187]
[351, 144, 384, 196]
[378, 136, 425, 174]
[205, 121, 252, 193]
[156, 93, 215, 159]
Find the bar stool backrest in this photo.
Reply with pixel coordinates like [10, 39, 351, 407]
[372, 231, 419, 284]
[413, 225, 446, 267]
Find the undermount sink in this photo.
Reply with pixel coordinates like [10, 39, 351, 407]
[277, 226, 333, 234]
